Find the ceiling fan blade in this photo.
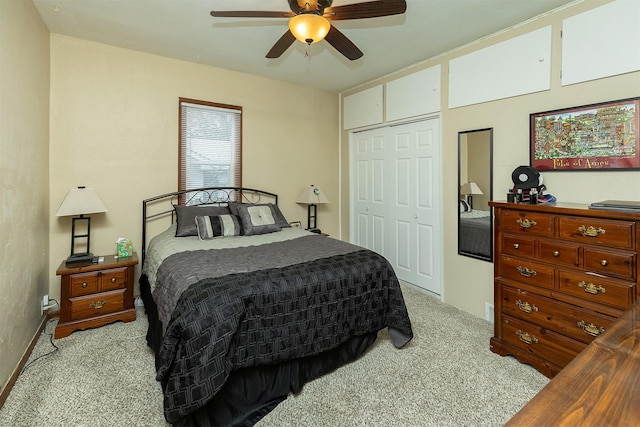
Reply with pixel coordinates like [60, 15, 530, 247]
[210, 10, 295, 19]
[324, 0, 406, 21]
[324, 25, 363, 61]
[266, 30, 297, 58]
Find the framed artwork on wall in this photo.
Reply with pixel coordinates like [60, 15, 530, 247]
[530, 97, 640, 171]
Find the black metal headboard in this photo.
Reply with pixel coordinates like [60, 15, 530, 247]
[141, 187, 278, 264]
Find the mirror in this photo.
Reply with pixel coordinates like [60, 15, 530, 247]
[458, 128, 493, 262]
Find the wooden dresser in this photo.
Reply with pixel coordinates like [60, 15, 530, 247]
[489, 201, 640, 378]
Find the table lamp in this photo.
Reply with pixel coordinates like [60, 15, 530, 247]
[296, 184, 329, 233]
[56, 186, 108, 265]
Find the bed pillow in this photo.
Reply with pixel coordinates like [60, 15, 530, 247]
[235, 204, 281, 236]
[195, 215, 242, 240]
[174, 204, 231, 237]
[229, 202, 291, 229]
[459, 199, 470, 213]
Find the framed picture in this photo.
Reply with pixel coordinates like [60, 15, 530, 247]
[530, 97, 640, 171]
[289, 221, 302, 228]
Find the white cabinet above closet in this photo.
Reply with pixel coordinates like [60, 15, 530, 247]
[343, 85, 383, 130]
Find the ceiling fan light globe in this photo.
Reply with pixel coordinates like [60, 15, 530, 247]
[288, 14, 330, 44]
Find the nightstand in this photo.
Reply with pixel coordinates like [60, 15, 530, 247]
[55, 253, 138, 338]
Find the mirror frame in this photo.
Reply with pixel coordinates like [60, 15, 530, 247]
[458, 128, 493, 262]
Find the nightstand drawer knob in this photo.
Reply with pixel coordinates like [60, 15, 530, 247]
[111, 277, 117, 283]
[553, 250, 559, 257]
[513, 243, 519, 249]
[600, 259, 608, 266]
[90, 300, 108, 309]
[82, 282, 88, 288]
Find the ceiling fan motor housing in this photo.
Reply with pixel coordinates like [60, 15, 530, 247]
[288, 0, 333, 14]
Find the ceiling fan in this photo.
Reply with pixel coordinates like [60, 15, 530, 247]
[210, 0, 407, 61]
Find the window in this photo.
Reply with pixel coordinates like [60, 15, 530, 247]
[179, 98, 242, 197]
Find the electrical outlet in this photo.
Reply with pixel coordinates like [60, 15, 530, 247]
[41, 294, 54, 316]
[485, 302, 494, 322]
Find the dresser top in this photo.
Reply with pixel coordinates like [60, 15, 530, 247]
[490, 201, 640, 221]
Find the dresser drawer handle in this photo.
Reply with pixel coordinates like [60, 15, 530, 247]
[513, 243, 519, 249]
[577, 320, 605, 337]
[600, 259, 608, 267]
[111, 277, 117, 283]
[516, 266, 537, 278]
[515, 299, 538, 314]
[578, 281, 606, 295]
[82, 282, 88, 288]
[516, 218, 537, 229]
[578, 225, 605, 237]
[90, 300, 108, 309]
[515, 330, 538, 345]
[553, 250, 559, 257]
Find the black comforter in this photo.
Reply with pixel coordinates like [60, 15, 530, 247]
[147, 235, 413, 424]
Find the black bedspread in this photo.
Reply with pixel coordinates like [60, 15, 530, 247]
[156, 249, 413, 424]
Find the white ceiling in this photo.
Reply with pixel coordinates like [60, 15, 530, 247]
[32, 0, 578, 93]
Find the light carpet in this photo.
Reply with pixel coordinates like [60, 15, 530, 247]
[0, 285, 548, 426]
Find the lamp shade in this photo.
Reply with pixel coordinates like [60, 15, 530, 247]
[296, 185, 329, 205]
[56, 187, 108, 217]
[460, 182, 483, 196]
[288, 14, 331, 44]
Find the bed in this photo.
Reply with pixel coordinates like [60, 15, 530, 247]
[459, 209, 492, 259]
[138, 187, 413, 426]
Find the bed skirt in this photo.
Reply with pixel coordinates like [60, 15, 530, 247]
[140, 274, 378, 426]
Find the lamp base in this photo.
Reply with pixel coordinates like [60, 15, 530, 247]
[65, 252, 95, 266]
[307, 228, 322, 234]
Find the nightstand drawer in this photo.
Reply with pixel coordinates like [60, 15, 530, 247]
[101, 267, 127, 291]
[500, 255, 555, 290]
[69, 272, 99, 296]
[69, 290, 125, 321]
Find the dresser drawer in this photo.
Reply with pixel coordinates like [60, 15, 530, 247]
[69, 272, 99, 297]
[69, 290, 125, 321]
[500, 285, 615, 344]
[500, 255, 555, 289]
[101, 267, 128, 291]
[538, 239, 580, 268]
[501, 315, 586, 367]
[500, 210, 555, 237]
[583, 248, 636, 281]
[502, 234, 535, 258]
[558, 271, 635, 310]
[558, 216, 634, 250]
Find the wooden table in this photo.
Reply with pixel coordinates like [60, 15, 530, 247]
[506, 301, 640, 426]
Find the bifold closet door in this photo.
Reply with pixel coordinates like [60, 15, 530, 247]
[351, 118, 441, 295]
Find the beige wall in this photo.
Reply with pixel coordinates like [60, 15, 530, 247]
[0, 0, 50, 392]
[340, 0, 640, 319]
[48, 35, 339, 301]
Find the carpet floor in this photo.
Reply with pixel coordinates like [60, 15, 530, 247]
[0, 284, 548, 426]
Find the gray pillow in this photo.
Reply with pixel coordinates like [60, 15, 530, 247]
[174, 204, 231, 237]
[235, 204, 281, 236]
[195, 215, 241, 240]
[229, 202, 290, 229]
